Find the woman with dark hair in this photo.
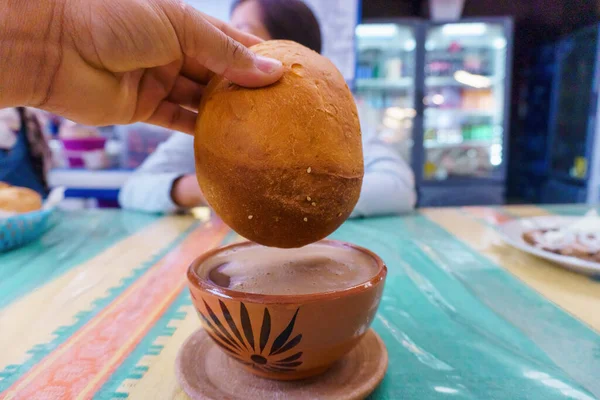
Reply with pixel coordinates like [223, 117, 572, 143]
[0, 108, 51, 196]
[120, 0, 416, 217]
[230, 0, 322, 53]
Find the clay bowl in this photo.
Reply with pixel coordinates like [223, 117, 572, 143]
[187, 240, 387, 381]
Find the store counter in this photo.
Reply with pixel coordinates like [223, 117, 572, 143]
[48, 168, 133, 206]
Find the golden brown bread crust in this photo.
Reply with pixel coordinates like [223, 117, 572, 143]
[0, 182, 11, 190]
[0, 187, 43, 213]
[195, 40, 363, 248]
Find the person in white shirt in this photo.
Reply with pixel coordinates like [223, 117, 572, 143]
[119, 0, 416, 217]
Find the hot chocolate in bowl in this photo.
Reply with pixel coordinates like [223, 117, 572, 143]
[187, 240, 387, 381]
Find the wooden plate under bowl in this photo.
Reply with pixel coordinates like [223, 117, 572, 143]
[175, 328, 388, 400]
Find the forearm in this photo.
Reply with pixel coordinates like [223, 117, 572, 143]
[0, 0, 64, 108]
[119, 173, 182, 213]
[118, 132, 201, 212]
[119, 172, 205, 213]
[350, 172, 416, 218]
[171, 175, 206, 208]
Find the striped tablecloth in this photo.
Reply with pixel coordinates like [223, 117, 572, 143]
[0, 205, 599, 400]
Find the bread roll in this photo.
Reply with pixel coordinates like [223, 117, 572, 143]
[195, 40, 363, 248]
[0, 187, 43, 213]
[0, 182, 11, 190]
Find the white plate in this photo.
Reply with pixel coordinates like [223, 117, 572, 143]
[497, 216, 600, 276]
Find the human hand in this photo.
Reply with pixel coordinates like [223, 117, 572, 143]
[0, 0, 283, 134]
[171, 174, 205, 208]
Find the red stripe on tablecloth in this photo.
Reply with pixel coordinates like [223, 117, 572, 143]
[1, 220, 230, 400]
[461, 206, 513, 225]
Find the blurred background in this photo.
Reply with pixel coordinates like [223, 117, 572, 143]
[43, 0, 600, 209]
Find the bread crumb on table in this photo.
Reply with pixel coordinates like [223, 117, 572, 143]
[248, 215, 253, 220]
[307, 167, 312, 173]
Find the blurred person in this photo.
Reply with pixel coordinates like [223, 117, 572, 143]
[0, 108, 51, 196]
[119, 0, 416, 217]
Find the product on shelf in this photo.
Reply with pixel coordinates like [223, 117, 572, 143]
[461, 88, 494, 110]
[424, 87, 462, 108]
[58, 120, 107, 169]
[425, 146, 494, 179]
[58, 120, 101, 139]
[384, 58, 403, 80]
[114, 124, 173, 169]
[425, 47, 494, 77]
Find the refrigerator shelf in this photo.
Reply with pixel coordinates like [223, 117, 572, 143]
[355, 78, 414, 90]
[425, 76, 501, 87]
[424, 139, 498, 149]
[424, 108, 495, 117]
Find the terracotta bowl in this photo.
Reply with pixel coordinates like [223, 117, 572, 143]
[187, 240, 387, 381]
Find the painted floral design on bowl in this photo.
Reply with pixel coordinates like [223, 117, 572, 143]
[197, 298, 303, 373]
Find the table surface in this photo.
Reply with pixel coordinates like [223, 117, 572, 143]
[1, 205, 599, 400]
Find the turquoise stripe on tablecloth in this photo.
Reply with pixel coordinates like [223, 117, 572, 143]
[540, 205, 600, 216]
[0, 210, 158, 309]
[330, 215, 599, 400]
[0, 218, 198, 393]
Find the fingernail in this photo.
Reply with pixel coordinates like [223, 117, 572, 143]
[255, 56, 282, 74]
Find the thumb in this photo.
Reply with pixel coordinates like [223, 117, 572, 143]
[174, 7, 283, 87]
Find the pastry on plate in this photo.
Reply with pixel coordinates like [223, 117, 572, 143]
[522, 211, 600, 263]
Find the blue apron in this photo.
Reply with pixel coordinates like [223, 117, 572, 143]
[0, 124, 47, 196]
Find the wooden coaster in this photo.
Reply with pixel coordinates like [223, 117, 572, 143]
[176, 328, 388, 400]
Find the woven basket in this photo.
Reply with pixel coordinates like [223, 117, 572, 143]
[0, 209, 54, 252]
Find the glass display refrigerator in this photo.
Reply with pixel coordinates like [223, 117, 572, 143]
[355, 18, 513, 206]
[354, 21, 422, 165]
[541, 24, 600, 205]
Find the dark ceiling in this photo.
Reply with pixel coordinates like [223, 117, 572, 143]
[361, 0, 598, 43]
